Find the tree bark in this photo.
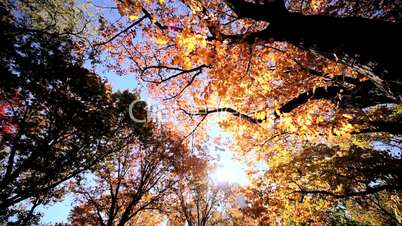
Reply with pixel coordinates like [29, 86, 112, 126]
[226, 0, 402, 102]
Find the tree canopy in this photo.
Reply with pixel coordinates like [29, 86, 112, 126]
[0, 3, 149, 224]
[1, 0, 401, 225]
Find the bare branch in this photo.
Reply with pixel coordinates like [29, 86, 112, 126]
[163, 69, 203, 100]
[141, 64, 209, 84]
[95, 14, 149, 46]
[180, 107, 261, 124]
[181, 114, 207, 143]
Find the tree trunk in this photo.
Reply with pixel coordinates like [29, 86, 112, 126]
[226, 0, 402, 102]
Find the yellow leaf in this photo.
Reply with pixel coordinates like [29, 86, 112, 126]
[156, 37, 169, 45]
[342, 114, 353, 119]
[187, 0, 203, 13]
[255, 111, 266, 121]
[183, 58, 193, 69]
[275, 109, 282, 117]
[128, 15, 139, 20]
[176, 32, 206, 52]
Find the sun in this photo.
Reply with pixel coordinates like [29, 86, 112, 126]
[210, 147, 249, 186]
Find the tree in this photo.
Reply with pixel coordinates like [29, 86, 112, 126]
[11, 0, 87, 32]
[164, 176, 265, 226]
[69, 127, 204, 226]
[97, 0, 401, 105]
[241, 143, 401, 224]
[223, 0, 401, 99]
[165, 176, 233, 226]
[3, 0, 96, 45]
[3, 0, 401, 224]
[0, 5, 149, 224]
[92, 0, 402, 224]
[93, 0, 401, 148]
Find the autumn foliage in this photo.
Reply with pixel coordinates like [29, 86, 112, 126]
[1, 0, 402, 225]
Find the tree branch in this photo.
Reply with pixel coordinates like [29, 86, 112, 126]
[293, 184, 396, 199]
[163, 69, 203, 100]
[180, 86, 342, 124]
[141, 64, 209, 84]
[95, 14, 149, 46]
